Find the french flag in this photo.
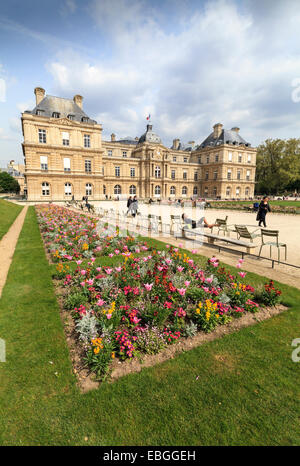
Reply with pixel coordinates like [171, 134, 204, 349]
[146, 114, 151, 120]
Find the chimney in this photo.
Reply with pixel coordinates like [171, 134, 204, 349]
[231, 127, 240, 133]
[188, 141, 195, 146]
[135, 136, 139, 141]
[111, 133, 116, 142]
[34, 87, 45, 106]
[73, 94, 83, 109]
[213, 123, 223, 139]
[172, 138, 180, 150]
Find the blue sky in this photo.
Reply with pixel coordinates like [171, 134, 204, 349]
[1, 0, 300, 165]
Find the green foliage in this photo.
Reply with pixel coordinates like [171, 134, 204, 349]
[256, 138, 300, 194]
[0, 171, 20, 193]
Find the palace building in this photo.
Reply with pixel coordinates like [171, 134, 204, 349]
[21, 87, 256, 201]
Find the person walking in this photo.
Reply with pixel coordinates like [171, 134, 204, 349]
[256, 196, 271, 227]
[131, 196, 138, 217]
[126, 196, 133, 215]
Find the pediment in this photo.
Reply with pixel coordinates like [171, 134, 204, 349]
[51, 117, 79, 126]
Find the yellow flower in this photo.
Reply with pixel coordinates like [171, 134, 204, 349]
[111, 352, 115, 359]
[94, 347, 100, 354]
[82, 243, 89, 251]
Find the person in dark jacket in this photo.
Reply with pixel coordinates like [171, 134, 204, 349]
[256, 196, 271, 227]
[126, 196, 133, 215]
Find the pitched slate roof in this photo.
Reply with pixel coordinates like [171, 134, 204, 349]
[138, 124, 162, 144]
[25, 95, 97, 124]
[198, 128, 250, 149]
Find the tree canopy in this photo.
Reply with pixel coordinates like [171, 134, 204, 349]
[255, 138, 300, 194]
[0, 171, 20, 194]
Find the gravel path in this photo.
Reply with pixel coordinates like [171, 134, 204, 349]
[0, 206, 28, 298]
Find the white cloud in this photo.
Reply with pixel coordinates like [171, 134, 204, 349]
[0, 78, 6, 102]
[47, 0, 300, 146]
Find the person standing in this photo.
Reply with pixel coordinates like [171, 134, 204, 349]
[256, 196, 271, 227]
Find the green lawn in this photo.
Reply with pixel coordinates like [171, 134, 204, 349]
[0, 199, 23, 240]
[210, 200, 300, 209]
[0, 207, 299, 445]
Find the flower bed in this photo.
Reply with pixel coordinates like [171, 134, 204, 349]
[36, 204, 147, 262]
[54, 242, 282, 381]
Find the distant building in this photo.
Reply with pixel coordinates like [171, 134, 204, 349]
[21, 87, 256, 201]
[1, 160, 25, 195]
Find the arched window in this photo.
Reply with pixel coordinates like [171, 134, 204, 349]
[245, 187, 250, 197]
[129, 185, 136, 195]
[226, 186, 231, 197]
[154, 185, 161, 196]
[114, 185, 121, 195]
[42, 182, 50, 196]
[103, 185, 106, 195]
[193, 186, 198, 195]
[170, 186, 176, 195]
[64, 182, 72, 196]
[86, 183, 92, 196]
[154, 166, 161, 178]
[236, 187, 240, 197]
[182, 186, 187, 196]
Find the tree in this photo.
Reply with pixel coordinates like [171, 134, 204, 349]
[255, 138, 300, 194]
[0, 171, 20, 194]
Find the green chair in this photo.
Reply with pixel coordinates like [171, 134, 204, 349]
[235, 225, 261, 242]
[258, 229, 287, 262]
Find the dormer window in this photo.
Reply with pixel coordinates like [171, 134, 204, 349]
[36, 109, 44, 116]
[68, 114, 75, 120]
[52, 112, 60, 118]
[81, 117, 89, 123]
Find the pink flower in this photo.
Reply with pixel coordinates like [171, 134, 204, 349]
[205, 277, 213, 284]
[184, 280, 191, 287]
[165, 259, 172, 265]
[135, 248, 140, 253]
[96, 246, 102, 251]
[166, 244, 170, 248]
[80, 269, 87, 275]
[96, 299, 105, 306]
[115, 266, 122, 272]
[203, 286, 210, 292]
[106, 313, 112, 319]
[174, 248, 178, 252]
[157, 266, 164, 271]
[105, 268, 113, 275]
[76, 260, 82, 265]
[109, 253, 114, 257]
[238, 272, 247, 278]
[177, 288, 186, 296]
[114, 249, 120, 254]
[177, 266, 184, 272]
[87, 279, 94, 285]
[96, 267, 102, 272]
[144, 283, 153, 291]
[238, 258, 244, 264]
[80, 281, 85, 287]
[91, 257, 96, 262]
[191, 249, 197, 254]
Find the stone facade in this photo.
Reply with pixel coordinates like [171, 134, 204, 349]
[21, 88, 256, 201]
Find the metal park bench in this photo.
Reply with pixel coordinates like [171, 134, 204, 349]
[258, 229, 287, 262]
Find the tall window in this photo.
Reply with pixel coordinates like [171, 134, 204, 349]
[64, 183, 72, 196]
[247, 154, 251, 163]
[204, 187, 208, 196]
[238, 153, 242, 163]
[171, 169, 176, 180]
[62, 132, 69, 146]
[38, 129, 46, 144]
[122, 151, 127, 158]
[228, 152, 233, 162]
[129, 185, 136, 195]
[227, 169, 232, 180]
[198, 156, 201, 164]
[103, 185, 106, 195]
[86, 183, 92, 196]
[170, 186, 176, 195]
[206, 155, 210, 163]
[173, 156, 177, 162]
[108, 150, 112, 156]
[84, 134, 90, 148]
[215, 154, 219, 162]
[114, 185, 121, 195]
[155, 166, 161, 178]
[40, 155, 48, 171]
[236, 187, 240, 196]
[246, 170, 250, 181]
[41, 182, 50, 196]
[155, 185, 161, 195]
[193, 186, 198, 195]
[213, 187, 217, 197]
[182, 186, 187, 195]
[205, 171, 209, 181]
[85, 160, 91, 173]
[130, 167, 135, 177]
[194, 171, 198, 181]
[226, 186, 231, 196]
[237, 170, 241, 180]
[213, 170, 218, 180]
[184, 157, 188, 163]
[64, 158, 71, 172]
[115, 166, 120, 177]
[245, 187, 250, 196]
[52, 112, 60, 118]
[183, 171, 187, 180]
